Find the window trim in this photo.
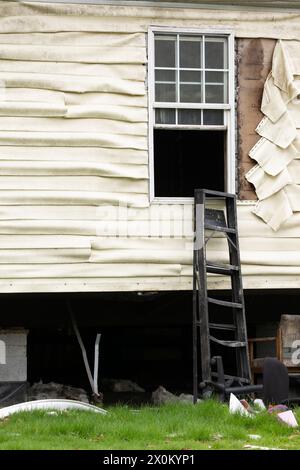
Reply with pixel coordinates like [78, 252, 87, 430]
[148, 26, 236, 204]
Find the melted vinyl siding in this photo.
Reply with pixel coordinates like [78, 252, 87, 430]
[0, 2, 300, 292]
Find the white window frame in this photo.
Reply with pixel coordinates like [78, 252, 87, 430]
[148, 26, 236, 204]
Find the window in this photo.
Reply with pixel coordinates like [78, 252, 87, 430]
[148, 28, 235, 202]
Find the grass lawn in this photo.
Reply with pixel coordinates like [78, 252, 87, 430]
[0, 400, 299, 450]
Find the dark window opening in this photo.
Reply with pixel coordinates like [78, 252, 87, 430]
[154, 129, 225, 197]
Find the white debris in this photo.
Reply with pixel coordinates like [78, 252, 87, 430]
[0, 399, 107, 419]
[254, 399, 266, 410]
[248, 434, 262, 440]
[229, 393, 251, 416]
[277, 410, 299, 428]
[244, 445, 282, 450]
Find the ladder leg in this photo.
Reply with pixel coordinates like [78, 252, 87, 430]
[193, 249, 198, 404]
[195, 191, 211, 386]
[226, 198, 251, 382]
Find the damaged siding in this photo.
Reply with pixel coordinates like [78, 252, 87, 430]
[0, 1, 300, 292]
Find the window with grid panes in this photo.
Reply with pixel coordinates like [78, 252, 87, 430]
[149, 30, 234, 200]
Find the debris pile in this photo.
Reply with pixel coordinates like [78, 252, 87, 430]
[28, 382, 90, 403]
[151, 386, 200, 405]
[229, 393, 299, 428]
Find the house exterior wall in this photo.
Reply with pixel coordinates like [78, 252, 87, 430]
[0, 1, 299, 293]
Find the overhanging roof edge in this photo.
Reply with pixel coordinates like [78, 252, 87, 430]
[6, 0, 300, 13]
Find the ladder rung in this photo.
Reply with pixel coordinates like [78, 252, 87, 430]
[207, 297, 243, 309]
[210, 336, 246, 348]
[206, 262, 239, 275]
[205, 224, 236, 234]
[209, 323, 236, 331]
[197, 189, 236, 198]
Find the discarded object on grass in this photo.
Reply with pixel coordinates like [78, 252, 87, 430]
[244, 445, 282, 450]
[240, 399, 251, 412]
[268, 404, 289, 414]
[277, 410, 298, 428]
[0, 399, 107, 419]
[229, 393, 251, 416]
[248, 434, 261, 440]
[254, 399, 266, 411]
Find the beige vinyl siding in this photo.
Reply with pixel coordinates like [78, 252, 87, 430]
[0, 1, 299, 293]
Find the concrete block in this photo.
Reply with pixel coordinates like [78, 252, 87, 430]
[0, 329, 28, 382]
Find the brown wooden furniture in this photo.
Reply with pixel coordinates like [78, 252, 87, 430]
[248, 315, 300, 382]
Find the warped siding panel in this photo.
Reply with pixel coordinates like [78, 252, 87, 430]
[0, 73, 146, 94]
[0, 221, 98, 236]
[64, 93, 147, 108]
[0, 104, 148, 121]
[0, 133, 148, 150]
[0, 176, 148, 193]
[0, 44, 146, 64]
[0, 264, 182, 279]
[65, 106, 148, 122]
[89, 250, 193, 265]
[2, 89, 148, 108]
[0, 236, 91, 249]
[0, 102, 67, 118]
[0, 147, 148, 164]
[0, 32, 146, 46]
[0, 117, 147, 135]
[1, 2, 300, 39]
[0, 248, 91, 264]
[91, 238, 192, 251]
[0, 206, 101, 220]
[0, 61, 146, 80]
[0, 206, 193, 221]
[0, 191, 149, 207]
[3, 88, 65, 103]
[0, 161, 148, 178]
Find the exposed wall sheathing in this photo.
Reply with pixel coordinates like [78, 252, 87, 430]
[237, 38, 276, 200]
[0, 1, 300, 292]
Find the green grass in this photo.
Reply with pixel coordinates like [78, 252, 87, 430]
[0, 400, 299, 450]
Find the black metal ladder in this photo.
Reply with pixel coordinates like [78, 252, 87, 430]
[193, 189, 252, 402]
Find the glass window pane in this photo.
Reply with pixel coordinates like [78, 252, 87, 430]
[180, 70, 202, 83]
[155, 108, 176, 124]
[155, 37, 176, 68]
[205, 38, 227, 69]
[179, 37, 201, 69]
[206, 71, 226, 84]
[155, 83, 176, 102]
[205, 85, 225, 103]
[180, 84, 202, 103]
[203, 110, 224, 125]
[178, 109, 202, 125]
[155, 69, 176, 82]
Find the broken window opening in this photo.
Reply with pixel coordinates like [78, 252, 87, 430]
[154, 129, 225, 197]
